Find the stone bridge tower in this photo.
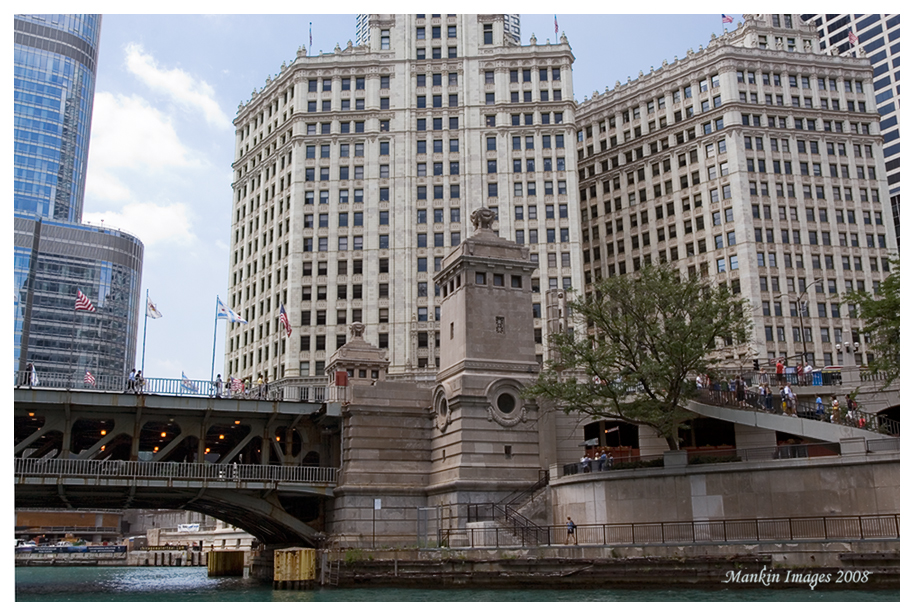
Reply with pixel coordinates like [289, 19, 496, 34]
[429, 208, 542, 508]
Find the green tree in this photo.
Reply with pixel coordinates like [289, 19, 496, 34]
[525, 265, 750, 450]
[845, 261, 899, 387]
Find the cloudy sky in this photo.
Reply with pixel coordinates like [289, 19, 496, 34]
[79, 11, 739, 381]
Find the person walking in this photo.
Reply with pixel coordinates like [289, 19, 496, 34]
[775, 359, 785, 385]
[214, 374, 223, 399]
[736, 377, 746, 408]
[126, 368, 136, 392]
[831, 396, 841, 423]
[815, 395, 824, 420]
[598, 451, 607, 472]
[135, 371, 145, 393]
[783, 383, 796, 416]
[765, 385, 773, 411]
[256, 374, 264, 399]
[565, 517, 577, 545]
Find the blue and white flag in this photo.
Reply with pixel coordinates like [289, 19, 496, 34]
[30, 364, 39, 387]
[216, 296, 247, 324]
[181, 371, 198, 392]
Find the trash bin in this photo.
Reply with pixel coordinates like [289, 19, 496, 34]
[811, 370, 823, 386]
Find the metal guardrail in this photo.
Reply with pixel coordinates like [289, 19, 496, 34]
[15, 458, 338, 484]
[695, 389, 900, 436]
[13, 370, 337, 403]
[439, 514, 899, 548]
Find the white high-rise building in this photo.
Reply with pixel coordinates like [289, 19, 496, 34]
[357, 13, 521, 46]
[227, 14, 582, 381]
[801, 14, 900, 244]
[575, 14, 897, 369]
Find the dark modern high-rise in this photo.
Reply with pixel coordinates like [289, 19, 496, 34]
[14, 14, 144, 380]
[801, 14, 901, 244]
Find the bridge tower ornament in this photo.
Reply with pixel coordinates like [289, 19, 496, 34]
[470, 208, 496, 231]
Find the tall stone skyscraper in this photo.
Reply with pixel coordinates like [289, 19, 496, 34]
[575, 14, 896, 370]
[14, 14, 144, 379]
[227, 14, 582, 381]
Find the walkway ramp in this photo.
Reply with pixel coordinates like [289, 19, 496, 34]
[684, 398, 893, 442]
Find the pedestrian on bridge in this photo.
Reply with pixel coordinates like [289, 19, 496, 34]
[135, 371, 145, 393]
[214, 375, 223, 398]
[126, 369, 136, 392]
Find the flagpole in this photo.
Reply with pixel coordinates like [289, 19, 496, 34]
[141, 289, 149, 374]
[211, 296, 219, 384]
[69, 304, 76, 388]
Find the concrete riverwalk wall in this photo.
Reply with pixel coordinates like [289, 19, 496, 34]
[551, 451, 899, 525]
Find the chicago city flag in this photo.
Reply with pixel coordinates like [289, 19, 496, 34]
[181, 371, 198, 392]
[216, 296, 248, 324]
[147, 296, 163, 318]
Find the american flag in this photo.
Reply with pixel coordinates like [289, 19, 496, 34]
[848, 30, 858, 45]
[84, 370, 96, 386]
[230, 378, 244, 392]
[722, 14, 734, 24]
[75, 289, 96, 312]
[554, 15, 558, 36]
[279, 304, 292, 337]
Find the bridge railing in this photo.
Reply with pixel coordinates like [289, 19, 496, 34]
[15, 458, 338, 485]
[13, 371, 334, 403]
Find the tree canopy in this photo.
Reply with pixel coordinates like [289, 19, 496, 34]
[525, 265, 750, 450]
[845, 261, 899, 387]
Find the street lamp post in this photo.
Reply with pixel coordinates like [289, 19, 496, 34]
[780, 278, 822, 366]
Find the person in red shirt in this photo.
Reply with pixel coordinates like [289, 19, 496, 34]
[775, 359, 785, 385]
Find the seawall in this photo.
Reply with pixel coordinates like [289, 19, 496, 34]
[325, 541, 899, 589]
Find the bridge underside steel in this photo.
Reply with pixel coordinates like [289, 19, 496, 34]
[14, 388, 340, 467]
[16, 480, 327, 546]
[14, 388, 344, 547]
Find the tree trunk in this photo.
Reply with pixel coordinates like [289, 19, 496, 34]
[665, 435, 680, 451]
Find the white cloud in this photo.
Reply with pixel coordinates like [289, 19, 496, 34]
[86, 91, 201, 202]
[83, 201, 197, 248]
[125, 43, 231, 129]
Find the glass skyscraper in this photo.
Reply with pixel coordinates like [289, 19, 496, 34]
[14, 14, 144, 381]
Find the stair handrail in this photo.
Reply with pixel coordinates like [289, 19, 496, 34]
[497, 469, 550, 507]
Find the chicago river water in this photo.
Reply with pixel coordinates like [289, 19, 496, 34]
[15, 567, 898, 601]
